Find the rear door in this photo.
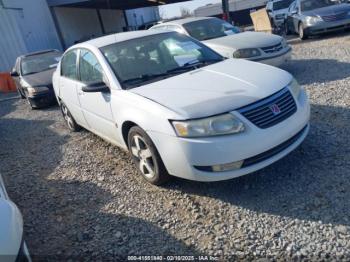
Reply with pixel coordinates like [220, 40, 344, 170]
[76, 48, 118, 143]
[59, 49, 88, 127]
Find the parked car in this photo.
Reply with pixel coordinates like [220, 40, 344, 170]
[0, 175, 31, 262]
[149, 17, 292, 67]
[285, 0, 350, 39]
[11, 50, 62, 109]
[53, 30, 310, 185]
[266, 0, 295, 26]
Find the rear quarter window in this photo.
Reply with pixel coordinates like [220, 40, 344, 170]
[61, 50, 78, 80]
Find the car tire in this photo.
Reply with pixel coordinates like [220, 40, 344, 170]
[128, 126, 170, 185]
[299, 23, 308, 40]
[26, 97, 37, 110]
[17, 88, 25, 99]
[60, 102, 81, 132]
[284, 22, 291, 35]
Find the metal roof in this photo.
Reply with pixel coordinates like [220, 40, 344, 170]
[47, 0, 192, 10]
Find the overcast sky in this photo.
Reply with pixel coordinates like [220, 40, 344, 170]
[159, 0, 221, 19]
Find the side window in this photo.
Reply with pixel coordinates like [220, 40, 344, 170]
[79, 49, 104, 84]
[61, 50, 78, 80]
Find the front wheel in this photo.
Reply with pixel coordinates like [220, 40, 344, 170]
[17, 88, 25, 99]
[60, 103, 81, 132]
[128, 126, 170, 185]
[299, 23, 308, 40]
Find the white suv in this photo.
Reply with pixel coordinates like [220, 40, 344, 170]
[53, 30, 310, 185]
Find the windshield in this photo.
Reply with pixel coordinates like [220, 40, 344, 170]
[183, 18, 240, 41]
[101, 32, 223, 89]
[301, 0, 335, 11]
[273, 0, 295, 10]
[21, 51, 62, 75]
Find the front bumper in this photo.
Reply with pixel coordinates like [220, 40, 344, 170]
[148, 88, 310, 182]
[27, 91, 56, 108]
[305, 18, 350, 35]
[253, 47, 292, 67]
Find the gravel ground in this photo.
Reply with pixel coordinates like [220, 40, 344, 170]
[1, 32, 350, 261]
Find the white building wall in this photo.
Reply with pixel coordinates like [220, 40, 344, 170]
[53, 7, 103, 47]
[100, 9, 126, 34]
[125, 6, 160, 28]
[0, 0, 62, 72]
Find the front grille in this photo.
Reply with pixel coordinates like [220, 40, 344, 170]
[322, 12, 347, 22]
[238, 88, 297, 129]
[261, 42, 283, 54]
[242, 125, 307, 167]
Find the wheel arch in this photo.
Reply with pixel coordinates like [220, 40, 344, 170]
[121, 120, 138, 147]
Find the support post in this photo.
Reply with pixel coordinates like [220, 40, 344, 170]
[222, 0, 231, 23]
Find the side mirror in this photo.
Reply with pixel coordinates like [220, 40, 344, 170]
[82, 82, 110, 93]
[291, 9, 298, 15]
[10, 71, 19, 77]
[266, 9, 272, 13]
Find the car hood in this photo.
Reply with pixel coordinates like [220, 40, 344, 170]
[0, 199, 23, 258]
[130, 59, 292, 119]
[202, 31, 282, 50]
[303, 3, 350, 16]
[22, 68, 55, 88]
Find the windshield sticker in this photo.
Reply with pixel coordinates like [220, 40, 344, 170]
[176, 41, 201, 51]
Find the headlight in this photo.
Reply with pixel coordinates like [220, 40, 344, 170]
[305, 16, 323, 25]
[233, 48, 261, 58]
[27, 86, 49, 95]
[172, 113, 245, 138]
[289, 79, 301, 98]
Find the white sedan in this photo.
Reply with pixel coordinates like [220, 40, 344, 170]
[150, 17, 292, 67]
[53, 30, 310, 185]
[0, 175, 31, 262]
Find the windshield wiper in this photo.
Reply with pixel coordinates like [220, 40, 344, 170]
[122, 73, 171, 88]
[167, 58, 224, 74]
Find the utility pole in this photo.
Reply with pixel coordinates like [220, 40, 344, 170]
[222, 0, 231, 23]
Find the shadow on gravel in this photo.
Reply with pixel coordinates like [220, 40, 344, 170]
[281, 58, 350, 85]
[0, 118, 200, 258]
[165, 103, 350, 227]
[287, 31, 350, 46]
[0, 97, 17, 118]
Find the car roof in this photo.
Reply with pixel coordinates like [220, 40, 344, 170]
[79, 30, 172, 49]
[20, 49, 60, 59]
[155, 17, 215, 26]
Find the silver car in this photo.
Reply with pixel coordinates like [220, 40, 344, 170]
[286, 0, 350, 39]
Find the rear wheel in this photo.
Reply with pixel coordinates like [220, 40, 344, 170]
[60, 103, 81, 132]
[299, 23, 308, 40]
[128, 126, 170, 185]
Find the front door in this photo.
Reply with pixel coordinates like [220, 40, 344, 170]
[76, 49, 118, 143]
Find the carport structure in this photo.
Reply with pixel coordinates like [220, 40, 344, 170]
[47, 0, 191, 48]
[47, 0, 230, 49]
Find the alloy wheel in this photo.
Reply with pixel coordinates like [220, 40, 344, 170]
[61, 104, 74, 130]
[130, 135, 155, 179]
